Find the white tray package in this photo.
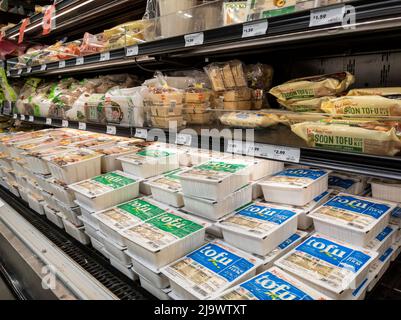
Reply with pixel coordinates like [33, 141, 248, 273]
[161, 240, 262, 300]
[275, 233, 377, 299]
[364, 225, 397, 259]
[215, 266, 330, 300]
[130, 256, 170, 289]
[109, 255, 137, 280]
[62, 218, 90, 245]
[55, 200, 82, 227]
[293, 189, 333, 230]
[69, 170, 142, 211]
[120, 210, 209, 271]
[179, 160, 251, 201]
[259, 168, 330, 206]
[27, 193, 45, 215]
[183, 184, 252, 221]
[255, 230, 309, 273]
[185, 214, 227, 238]
[93, 197, 167, 246]
[44, 149, 102, 184]
[250, 179, 263, 200]
[25, 146, 75, 175]
[76, 201, 99, 229]
[222, 154, 284, 181]
[46, 178, 76, 207]
[367, 246, 395, 292]
[140, 179, 152, 195]
[217, 201, 301, 255]
[44, 205, 65, 229]
[342, 277, 370, 300]
[118, 148, 179, 179]
[309, 193, 396, 247]
[371, 178, 401, 202]
[147, 168, 188, 208]
[328, 172, 367, 195]
[99, 233, 131, 265]
[389, 206, 401, 228]
[139, 276, 171, 300]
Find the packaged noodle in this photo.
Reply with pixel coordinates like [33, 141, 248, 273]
[278, 96, 333, 113]
[321, 96, 401, 117]
[219, 112, 279, 128]
[270, 72, 355, 101]
[347, 87, 401, 97]
[291, 121, 401, 156]
[278, 112, 329, 125]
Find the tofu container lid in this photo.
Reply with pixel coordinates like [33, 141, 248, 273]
[259, 168, 330, 190]
[161, 239, 262, 300]
[275, 233, 378, 295]
[183, 184, 251, 205]
[178, 160, 250, 184]
[43, 149, 102, 167]
[119, 209, 210, 253]
[147, 168, 187, 194]
[370, 178, 401, 187]
[68, 170, 143, 199]
[217, 201, 302, 240]
[309, 193, 397, 233]
[214, 266, 331, 300]
[117, 148, 177, 165]
[93, 197, 169, 231]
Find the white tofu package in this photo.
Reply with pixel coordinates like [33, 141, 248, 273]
[216, 266, 330, 300]
[259, 168, 330, 206]
[178, 160, 251, 201]
[217, 201, 301, 256]
[370, 178, 401, 203]
[309, 193, 396, 247]
[389, 206, 401, 228]
[275, 233, 377, 299]
[364, 225, 397, 258]
[328, 173, 367, 195]
[161, 240, 262, 300]
[368, 246, 396, 292]
[68, 170, 142, 211]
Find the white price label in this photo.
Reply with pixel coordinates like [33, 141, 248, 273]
[242, 20, 268, 38]
[246, 143, 300, 163]
[27, 67, 32, 73]
[100, 52, 110, 61]
[6, 71, 10, 77]
[13, 114, 18, 119]
[175, 134, 192, 146]
[46, 118, 52, 125]
[62, 120, 69, 128]
[126, 45, 139, 57]
[310, 6, 346, 27]
[29, 115, 34, 122]
[226, 140, 244, 154]
[106, 125, 116, 135]
[184, 32, 204, 47]
[40, 64, 47, 71]
[17, 69, 23, 76]
[59, 60, 66, 68]
[20, 114, 25, 121]
[78, 122, 86, 130]
[135, 128, 148, 139]
[76, 57, 84, 65]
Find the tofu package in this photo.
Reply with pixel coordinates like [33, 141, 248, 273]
[370, 178, 401, 203]
[364, 225, 397, 259]
[309, 193, 396, 247]
[178, 160, 251, 201]
[217, 201, 301, 256]
[329, 173, 367, 195]
[216, 266, 330, 300]
[275, 233, 377, 299]
[367, 246, 396, 292]
[161, 240, 262, 300]
[259, 168, 330, 206]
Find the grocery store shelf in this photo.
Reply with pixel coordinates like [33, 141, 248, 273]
[0, 186, 153, 300]
[5, 112, 401, 181]
[8, 0, 401, 77]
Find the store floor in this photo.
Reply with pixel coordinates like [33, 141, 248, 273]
[0, 276, 15, 300]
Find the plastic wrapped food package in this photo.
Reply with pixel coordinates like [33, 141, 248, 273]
[278, 96, 333, 113]
[204, 60, 247, 92]
[219, 111, 279, 128]
[223, 1, 248, 26]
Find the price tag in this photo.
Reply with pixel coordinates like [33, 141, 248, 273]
[17, 69, 23, 76]
[135, 128, 148, 139]
[2, 102, 11, 115]
[126, 45, 139, 57]
[46, 118, 52, 125]
[29, 115, 34, 122]
[62, 120, 69, 128]
[100, 52, 110, 61]
[6, 71, 10, 77]
[27, 67, 32, 73]
[20, 114, 25, 121]
[78, 122, 86, 130]
[59, 60, 66, 68]
[76, 57, 84, 65]
[226, 140, 244, 154]
[184, 32, 204, 47]
[40, 64, 47, 71]
[246, 143, 300, 163]
[310, 5, 346, 27]
[242, 20, 268, 38]
[106, 125, 116, 135]
[175, 133, 192, 146]
[13, 114, 18, 119]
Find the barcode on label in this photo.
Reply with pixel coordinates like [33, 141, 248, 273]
[242, 20, 268, 38]
[62, 120, 69, 127]
[106, 125, 116, 135]
[126, 45, 139, 57]
[78, 122, 86, 130]
[135, 128, 148, 139]
[184, 32, 204, 47]
[175, 134, 192, 146]
[59, 60, 66, 68]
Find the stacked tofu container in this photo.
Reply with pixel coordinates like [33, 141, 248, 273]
[0, 128, 400, 300]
